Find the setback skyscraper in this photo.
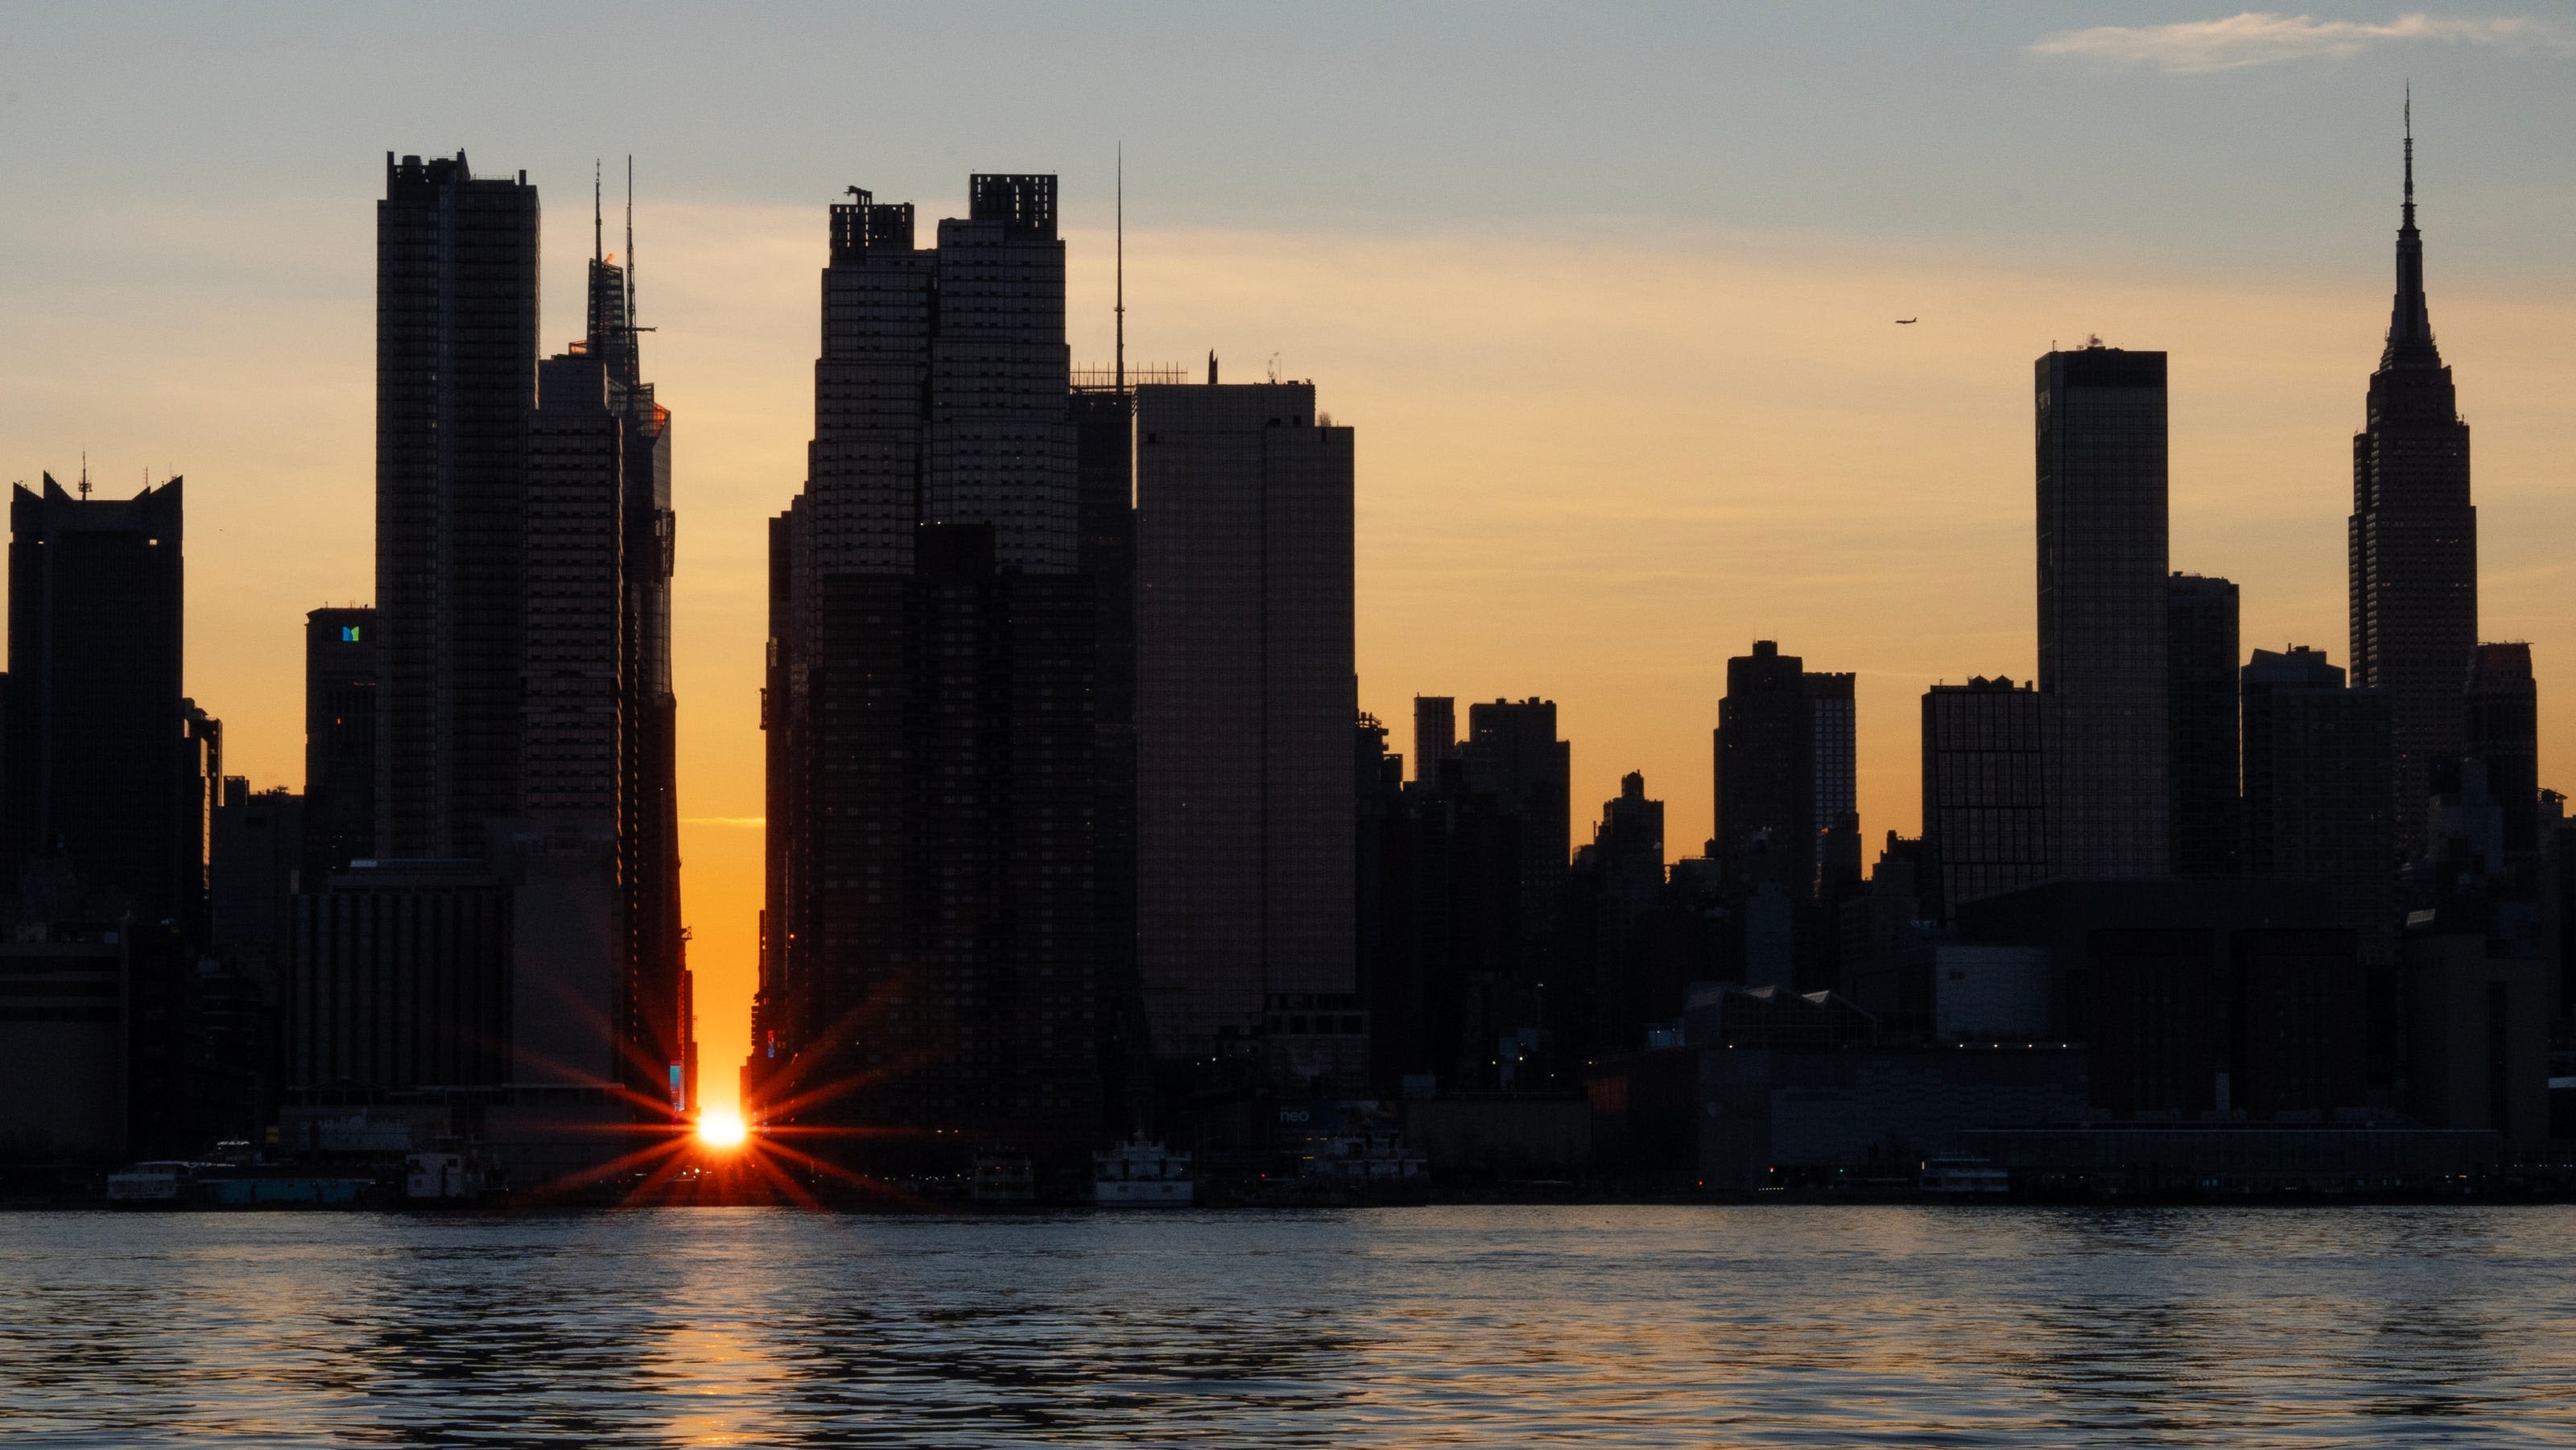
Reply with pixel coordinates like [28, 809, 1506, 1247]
[2349, 106, 2475, 856]
[760, 177, 1102, 1170]
[2037, 343, 2170, 878]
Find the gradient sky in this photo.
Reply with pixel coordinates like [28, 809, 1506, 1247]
[6, 4, 2572, 1111]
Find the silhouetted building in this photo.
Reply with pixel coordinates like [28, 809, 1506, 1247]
[1360, 724, 1523, 1093]
[4, 475, 198, 927]
[1957, 880, 2361, 1121]
[1137, 377, 1356, 1083]
[2350, 111, 2476, 857]
[1071, 376, 1141, 1125]
[2463, 642, 2537, 861]
[1807, 671, 1861, 897]
[761, 178, 1103, 1170]
[289, 860, 514, 1090]
[1921, 676, 2046, 920]
[2241, 647, 2395, 965]
[2037, 343, 2169, 879]
[303, 608, 376, 882]
[1715, 641, 1804, 887]
[2168, 572, 2240, 877]
[376, 151, 540, 861]
[521, 198, 691, 1118]
[1462, 698, 1571, 950]
[1581, 771, 1670, 1049]
[209, 780, 304, 978]
[1413, 696, 1457, 784]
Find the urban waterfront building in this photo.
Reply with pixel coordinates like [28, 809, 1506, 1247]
[759, 176, 1104, 1168]
[2167, 573, 2241, 878]
[523, 188, 692, 1116]
[1413, 696, 1458, 785]
[1462, 698, 1571, 952]
[302, 607, 376, 883]
[3, 475, 196, 923]
[1713, 642, 1859, 899]
[1135, 378, 1356, 1081]
[2350, 109, 2476, 855]
[2240, 647, 2395, 965]
[2037, 343, 2171, 879]
[1921, 677, 2047, 921]
[2462, 642, 2538, 861]
[374, 151, 540, 861]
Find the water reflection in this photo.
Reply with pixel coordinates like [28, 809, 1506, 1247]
[0, 1207, 2569, 1446]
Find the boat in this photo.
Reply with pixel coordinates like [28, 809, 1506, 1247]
[1919, 1155, 2012, 1196]
[1092, 1136, 1195, 1206]
[105, 1161, 213, 1207]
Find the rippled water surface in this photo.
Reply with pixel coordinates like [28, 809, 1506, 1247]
[2, 1205, 2571, 1446]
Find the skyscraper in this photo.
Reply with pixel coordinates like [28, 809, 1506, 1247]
[1136, 378, 1356, 1080]
[2350, 105, 2475, 856]
[4, 476, 193, 923]
[762, 177, 1101, 1167]
[527, 181, 690, 1117]
[1921, 676, 2047, 920]
[1412, 696, 1457, 784]
[2037, 343, 2170, 878]
[2241, 647, 2393, 965]
[1712, 642, 1856, 899]
[2168, 573, 2241, 877]
[375, 152, 540, 861]
[1463, 698, 1571, 949]
[2463, 642, 2537, 860]
[303, 607, 376, 883]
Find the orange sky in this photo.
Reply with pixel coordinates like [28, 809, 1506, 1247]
[12, 204, 2575, 1115]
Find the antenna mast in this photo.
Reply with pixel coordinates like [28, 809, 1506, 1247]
[1115, 143, 1125, 397]
[593, 159, 603, 266]
[626, 154, 637, 324]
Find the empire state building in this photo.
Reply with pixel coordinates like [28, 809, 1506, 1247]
[2349, 101, 2475, 856]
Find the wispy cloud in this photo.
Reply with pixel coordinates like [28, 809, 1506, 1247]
[2031, 11, 2569, 72]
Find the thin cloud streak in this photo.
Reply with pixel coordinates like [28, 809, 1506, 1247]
[2030, 11, 2570, 72]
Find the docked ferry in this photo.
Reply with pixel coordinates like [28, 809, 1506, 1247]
[1092, 1137, 1195, 1206]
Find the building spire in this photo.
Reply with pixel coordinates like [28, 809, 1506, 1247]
[625, 155, 637, 326]
[1115, 143, 1125, 397]
[593, 159, 604, 267]
[2381, 85, 2438, 370]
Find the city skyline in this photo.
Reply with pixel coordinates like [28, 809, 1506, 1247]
[10, 11, 2576, 1115]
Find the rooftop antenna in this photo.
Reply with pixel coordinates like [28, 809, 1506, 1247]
[1115, 143, 1125, 397]
[78, 452, 90, 500]
[593, 159, 603, 267]
[2403, 81, 2416, 227]
[625, 155, 636, 324]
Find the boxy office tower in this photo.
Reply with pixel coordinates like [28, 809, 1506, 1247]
[758, 177, 1103, 1173]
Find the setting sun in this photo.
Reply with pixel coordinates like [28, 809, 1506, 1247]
[696, 1109, 748, 1150]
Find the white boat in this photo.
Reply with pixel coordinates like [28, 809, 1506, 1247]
[1918, 1156, 2012, 1196]
[105, 1161, 213, 1205]
[1092, 1137, 1194, 1206]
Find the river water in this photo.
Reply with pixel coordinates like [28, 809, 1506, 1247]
[1, 1205, 2569, 1447]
